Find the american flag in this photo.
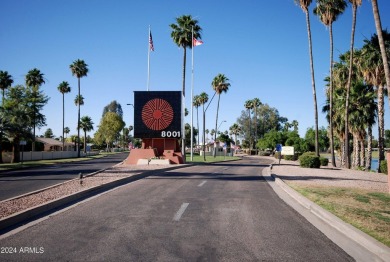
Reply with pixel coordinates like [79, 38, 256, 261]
[149, 31, 154, 51]
[193, 38, 203, 47]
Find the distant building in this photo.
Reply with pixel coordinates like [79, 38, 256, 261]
[35, 137, 75, 151]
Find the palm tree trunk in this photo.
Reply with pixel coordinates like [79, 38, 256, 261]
[248, 109, 252, 149]
[181, 47, 187, 161]
[84, 130, 87, 154]
[62, 93, 65, 151]
[345, 4, 358, 169]
[360, 139, 365, 168]
[366, 126, 372, 171]
[196, 107, 199, 146]
[328, 24, 336, 167]
[77, 77, 81, 158]
[352, 135, 359, 168]
[371, 0, 390, 109]
[305, 9, 319, 157]
[214, 95, 221, 157]
[377, 85, 385, 170]
[12, 136, 20, 163]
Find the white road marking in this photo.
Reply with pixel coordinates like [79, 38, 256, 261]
[198, 180, 207, 187]
[173, 203, 189, 221]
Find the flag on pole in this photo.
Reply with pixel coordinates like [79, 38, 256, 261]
[193, 38, 203, 47]
[149, 31, 154, 51]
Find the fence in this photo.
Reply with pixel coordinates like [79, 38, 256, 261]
[1, 151, 99, 163]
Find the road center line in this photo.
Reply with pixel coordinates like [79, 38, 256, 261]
[173, 203, 189, 221]
[198, 180, 207, 187]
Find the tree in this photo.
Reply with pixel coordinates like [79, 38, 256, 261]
[70, 59, 89, 157]
[252, 98, 262, 145]
[211, 73, 230, 156]
[94, 112, 125, 151]
[359, 31, 390, 169]
[44, 128, 54, 138]
[0, 70, 13, 163]
[244, 99, 254, 149]
[370, 0, 390, 110]
[305, 127, 329, 152]
[102, 100, 123, 118]
[314, 0, 347, 167]
[79, 116, 94, 153]
[0, 85, 33, 163]
[0, 71, 13, 105]
[229, 123, 242, 146]
[74, 95, 84, 106]
[343, 0, 362, 169]
[295, 0, 320, 157]
[57, 81, 71, 150]
[25, 68, 46, 151]
[193, 95, 201, 145]
[64, 127, 70, 140]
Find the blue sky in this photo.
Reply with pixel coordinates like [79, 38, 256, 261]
[1, 0, 389, 140]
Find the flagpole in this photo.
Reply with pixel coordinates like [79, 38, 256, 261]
[190, 26, 194, 161]
[147, 25, 151, 91]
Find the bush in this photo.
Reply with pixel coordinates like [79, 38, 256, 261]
[258, 150, 271, 156]
[379, 160, 387, 174]
[284, 153, 298, 161]
[299, 152, 321, 168]
[274, 151, 282, 159]
[320, 157, 329, 166]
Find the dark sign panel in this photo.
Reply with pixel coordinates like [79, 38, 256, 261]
[134, 91, 182, 138]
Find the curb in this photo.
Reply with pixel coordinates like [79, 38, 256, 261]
[263, 165, 390, 262]
[0, 164, 186, 233]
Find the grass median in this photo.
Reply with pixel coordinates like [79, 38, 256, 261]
[288, 183, 390, 247]
[185, 154, 241, 163]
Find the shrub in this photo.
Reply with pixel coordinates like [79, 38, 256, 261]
[379, 160, 387, 174]
[299, 152, 320, 168]
[320, 157, 329, 166]
[284, 153, 298, 161]
[274, 151, 282, 160]
[258, 151, 271, 156]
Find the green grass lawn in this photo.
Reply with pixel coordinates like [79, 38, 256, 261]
[288, 184, 390, 247]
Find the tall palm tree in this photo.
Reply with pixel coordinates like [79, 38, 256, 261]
[57, 81, 71, 151]
[70, 59, 88, 157]
[295, 0, 320, 157]
[79, 116, 94, 154]
[359, 31, 390, 169]
[344, 0, 362, 169]
[170, 15, 202, 160]
[314, 0, 347, 167]
[0, 71, 13, 105]
[25, 68, 45, 151]
[244, 99, 254, 149]
[370, 0, 390, 107]
[252, 98, 261, 147]
[193, 95, 201, 145]
[196, 92, 209, 160]
[212, 74, 230, 156]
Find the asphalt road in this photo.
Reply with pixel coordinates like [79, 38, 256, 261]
[0, 157, 353, 261]
[0, 152, 129, 201]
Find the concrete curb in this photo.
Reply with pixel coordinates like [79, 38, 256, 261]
[262, 165, 390, 262]
[0, 164, 186, 233]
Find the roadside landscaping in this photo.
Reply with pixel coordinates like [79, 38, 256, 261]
[288, 184, 390, 247]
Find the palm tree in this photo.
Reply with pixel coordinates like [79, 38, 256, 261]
[252, 98, 261, 147]
[57, 81, 71, 151]
[370, 0, 390, 108]
[196, 92, 209, 160]
[170, 15, 202, 98]
[314, 0, 347, 167]
[79, 116, 94, 154]
[344, 0, 362, 169]
[0, 70, 13, 164]
[229, 123, 242, 147]
[25, 68, 45, 151]
[211, 74, 230, 145]
[244, 99, 254, 149]
[295, 0, 320, 157]
[193, 95, 201, 145]
[0, 71, 13, 105]
[74, 95, 84, 106]
[64, 127, 70, 140]
[359, 31, 390, 169]
[70, 59, 88, 157]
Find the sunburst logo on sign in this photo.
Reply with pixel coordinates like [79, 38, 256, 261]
[141, 98, 174, 130]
